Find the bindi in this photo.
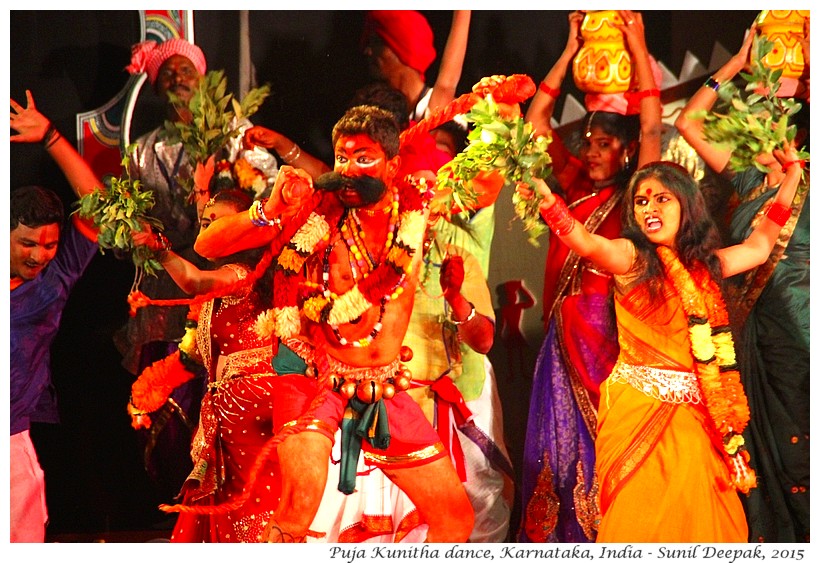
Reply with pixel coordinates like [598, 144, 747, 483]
[645, 188, 652, 197]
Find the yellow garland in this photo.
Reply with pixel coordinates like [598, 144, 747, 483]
[386, 245, 413, 272]
[279, 247, 307, 272]
[656, 246, 756, 493]
[303, 295, 331, 323]
[179, 326, 198, 358]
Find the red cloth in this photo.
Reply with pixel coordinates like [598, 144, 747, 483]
[397, 125, 452, 180]
[272, 374, 447, 469]
[364, 11, 436, 78]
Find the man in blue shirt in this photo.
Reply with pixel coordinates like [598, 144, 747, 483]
[10, 90, 102, 542]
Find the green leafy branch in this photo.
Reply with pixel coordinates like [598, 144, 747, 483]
[695, 34, 809, 173]
[436, 96, 552, 246]
[75, 152, 165, 281]
[162, 69, 271, 196]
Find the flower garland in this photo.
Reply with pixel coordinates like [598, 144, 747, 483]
[269, 181, 430, 348]
[127, 302, 203, 429]
[656, 246, 756, 493]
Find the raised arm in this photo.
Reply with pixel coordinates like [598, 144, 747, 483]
[244, 125, 331, 180]
[427, 10, 471, 114]
[618, 10, 662, 167]
[521, 178, 636, 276]
[132, 228, 240, 295]
[194, 165, 314, 259]
[10, 90, 104, 198]
[525, 11, 584, 140]
[716, 144, 805, 278]
[674, 22, 757, 176]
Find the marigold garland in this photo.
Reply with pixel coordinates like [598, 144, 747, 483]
[657, 246, 756, 493]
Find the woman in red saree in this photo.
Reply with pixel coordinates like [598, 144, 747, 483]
[519, 156, 802, 541]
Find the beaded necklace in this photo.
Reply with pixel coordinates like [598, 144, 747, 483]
[312, 191, 405, 347]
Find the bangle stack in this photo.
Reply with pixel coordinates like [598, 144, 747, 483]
[249, 198, 281, 228]
[451, 302, 477, 326]
[280, 143, 301, 164]
[703, 76, 721, 92]
[42, 123, 60, 149]
[541, 197, 576, 236]
[765, 202, 792, 227]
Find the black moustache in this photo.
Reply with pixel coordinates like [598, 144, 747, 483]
[315, 172, 387, 206]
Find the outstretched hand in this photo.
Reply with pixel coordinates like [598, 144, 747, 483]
[244, 125, 284, 151]
[516, 178, 555, 209]
[440, 254, 465, 300]
[10, 90, 50, 143]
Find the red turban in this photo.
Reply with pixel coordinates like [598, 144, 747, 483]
[125, 38, 207, 85]
[363, 11, 436, 80]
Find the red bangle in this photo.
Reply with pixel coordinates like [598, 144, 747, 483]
[626, 88, 661, 104]
[781, 160, 806, 173]
[766, 202, 792, 227]
[541, 196, 575, 236]
[539, 82, 561, 98]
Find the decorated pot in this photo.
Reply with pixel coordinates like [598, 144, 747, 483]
[573, 10, 632, 94]
[756, 10, 809, 78]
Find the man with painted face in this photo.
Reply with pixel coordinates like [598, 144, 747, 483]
[189, 105, 474, 543]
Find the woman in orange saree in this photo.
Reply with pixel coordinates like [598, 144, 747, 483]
[519, 157, 802, 542]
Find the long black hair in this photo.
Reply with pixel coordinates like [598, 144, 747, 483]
[621, 161, 724, 293]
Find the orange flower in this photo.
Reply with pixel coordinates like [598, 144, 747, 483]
[130, 351, 197, 415]
[278, 247, 307, 272]
[657, 246, 755, 493]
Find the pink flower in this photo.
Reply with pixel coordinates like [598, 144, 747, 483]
[125, 40, 158, 75]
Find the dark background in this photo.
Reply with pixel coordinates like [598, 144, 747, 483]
[9, 9, 758, 541]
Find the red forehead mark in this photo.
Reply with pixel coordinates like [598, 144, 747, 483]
[209, 213, 217, 220]
[645, 188, 652, 196]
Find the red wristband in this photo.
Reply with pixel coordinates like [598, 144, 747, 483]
[781, 160, 806, 173]
[539, 82, 560, 98]
[626, 88, 661, 104]
[766, 202, 792, 227]
[541, 196, 575, 236]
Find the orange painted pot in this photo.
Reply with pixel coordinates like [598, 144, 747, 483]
[573, 10, 632, 94]
[756, 10, 809, 78]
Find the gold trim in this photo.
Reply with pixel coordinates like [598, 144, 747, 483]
[362, 442, 445, 465]
[280, 418, 336, 436]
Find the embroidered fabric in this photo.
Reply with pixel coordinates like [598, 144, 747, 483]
[608, 361, 702, 404]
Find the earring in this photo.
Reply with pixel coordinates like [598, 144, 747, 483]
[624, 154, 630, 169]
